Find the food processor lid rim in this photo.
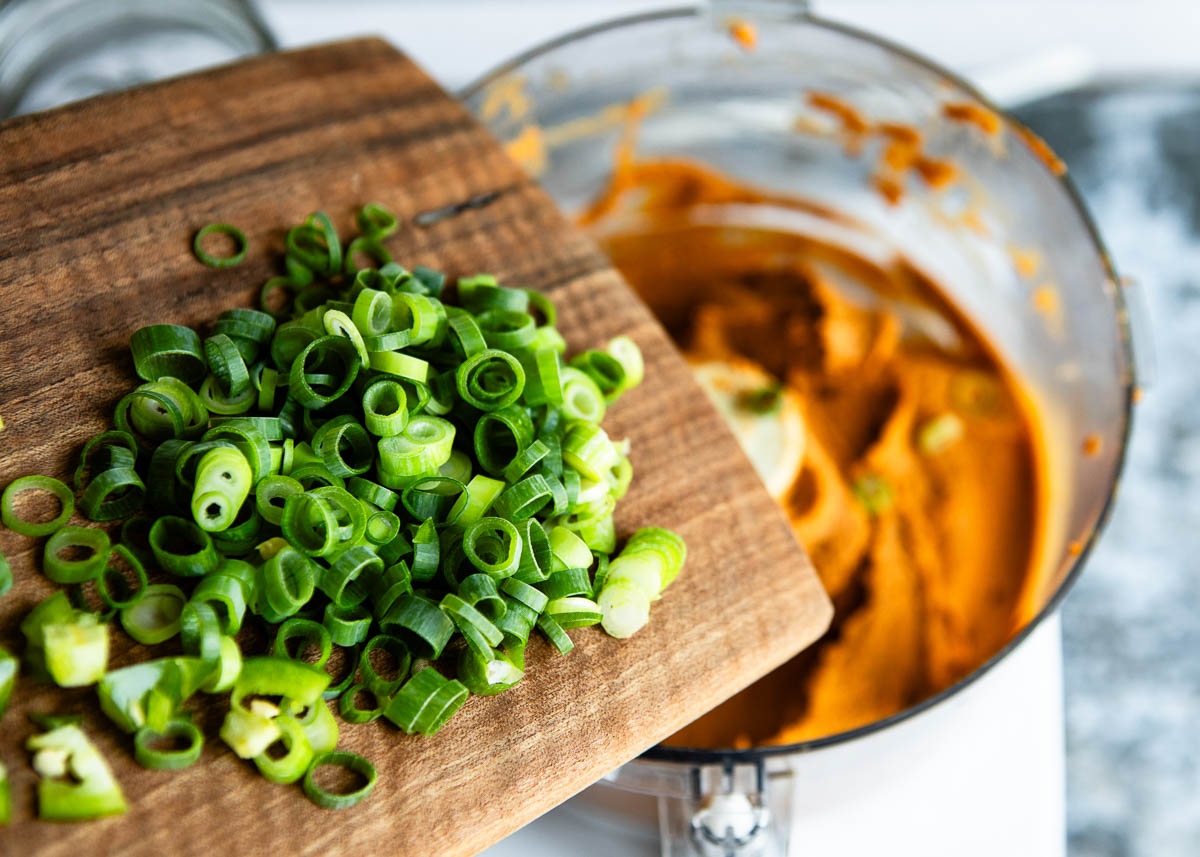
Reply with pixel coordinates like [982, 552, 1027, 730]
[459, 3, 1137, 762]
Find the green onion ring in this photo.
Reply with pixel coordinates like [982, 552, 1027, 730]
[253, 713, 313, 785]
[134, 718, 204, 770]
[43, 526, 111, 584]
[337, 684, 382, 724]
[273, 618, 332, 670]
[120, 584, 187, 645]
[73, 430, 138, 491]
[0, 551, 12, 598]
[358, 634, 412, 696]
[191, 573, 248, 635]
[455, 348, 525, 411]
[130, 324, 207, 383]
[536, 612, 574, 655]
[180, 600, 223, 663]
[462, 517, 522, 580]
[323, 602, 372, 647]
[149, 516, 220, 577]
[193, 223, 248, 268]
[260, 546, 317, 617]
[356, 202, 399, 239]
[317, 544, 378, 608]
[381, 593, 455, 659]
[98, 545, 149, 610]
[302, 751, 378, 810]
[79, 465, 144, 522]
[2, 475, 75, 537]
[383, 666, 468, 736]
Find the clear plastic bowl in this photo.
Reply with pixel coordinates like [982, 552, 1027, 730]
[465, 5, 1134, 856]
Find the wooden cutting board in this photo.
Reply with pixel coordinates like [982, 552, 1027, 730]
[0, 39, 832, 857]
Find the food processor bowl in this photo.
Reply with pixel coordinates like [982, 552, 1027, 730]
[465, 3, 1133, 855]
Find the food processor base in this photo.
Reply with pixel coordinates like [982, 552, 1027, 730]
[483, 615, 1065, 857]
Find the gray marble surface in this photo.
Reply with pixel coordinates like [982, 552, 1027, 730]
[1014, 84, 1200, 857]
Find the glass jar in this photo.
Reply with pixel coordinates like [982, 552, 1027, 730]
[464, 3, 1134, 855]
[0, 0, 275, 117]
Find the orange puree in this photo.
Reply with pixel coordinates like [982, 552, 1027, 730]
[580, 160, 1045, 746]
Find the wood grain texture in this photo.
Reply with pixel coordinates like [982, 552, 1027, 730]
[0, 40, 831, 857]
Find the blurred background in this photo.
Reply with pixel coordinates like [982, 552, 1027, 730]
[2, 2, 1195, 855]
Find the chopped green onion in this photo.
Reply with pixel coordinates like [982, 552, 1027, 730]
[852, 473, 894, 516]
[0, 646, 16, 719]
[299, 698, 340, 753]
[382, 594, 455, 659]
[514, 519, 553, 583]
[447, 474, 504, 526]
[455, 348, 525, 411]
[560, 366, 606, 423]
[2, 474, 74, 537]
[917, 412, 965, 454]
[337, 684, 383, 723]
[79, 465, 145, 522]
[0, 550, 11, 598]
[204, 333, 251, 397]
[548, 526, 593, 571]
[323, 602, 372, 646]
[130, 324, 207, 384]
[221, 706, 281, 759]
[737, 382, 783, 415]
[319, 545, 378, 607]
[538, 567, 592, 600]
[499, 577, 549, 614]
[606, 335, 645, 391]
[274, 618, 332, 670]
[474, 404, 535, 475]
[256, 474, 303, 526]
[149, 516, 220, 577]
[369, 349, 430, 383]
[460, 573, 508, 619]
[303, 750, 378, 809]
[190, 572, 247, 635]
[383, 666, 469, 735]
[0, 211, 688, 808]
[43, 612, 108, 687]
[193, 222, 248, 268]
[598, 580, 651, 639]
[562, 423, 618, 481]
[260, 545, 317, 616]
[491, 474, 553, 521]
[536, 612, 574, 655]
[570, 349, 627, 402]
[74, 430, 138, 491]
[362, 377, 409, 437]
[440, 593, 503, 658]
[254, 713, 314, 784]
[134, 718, 203, 770]
[202, 635, 243, 693]
[289, 336, 360, 409]
[120, 584, 187, 645]
[357, 201, 399, 239]
[463, 517, 522, 580]
[0, 761, 9, 826]
[545, 596, 602, 629]
[191, 445, 253, 532]
[27, 724, 127, 820]
[43, 526, 110, 584]
[457, 646, 523, 696]
[180, 600, 223, 664]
